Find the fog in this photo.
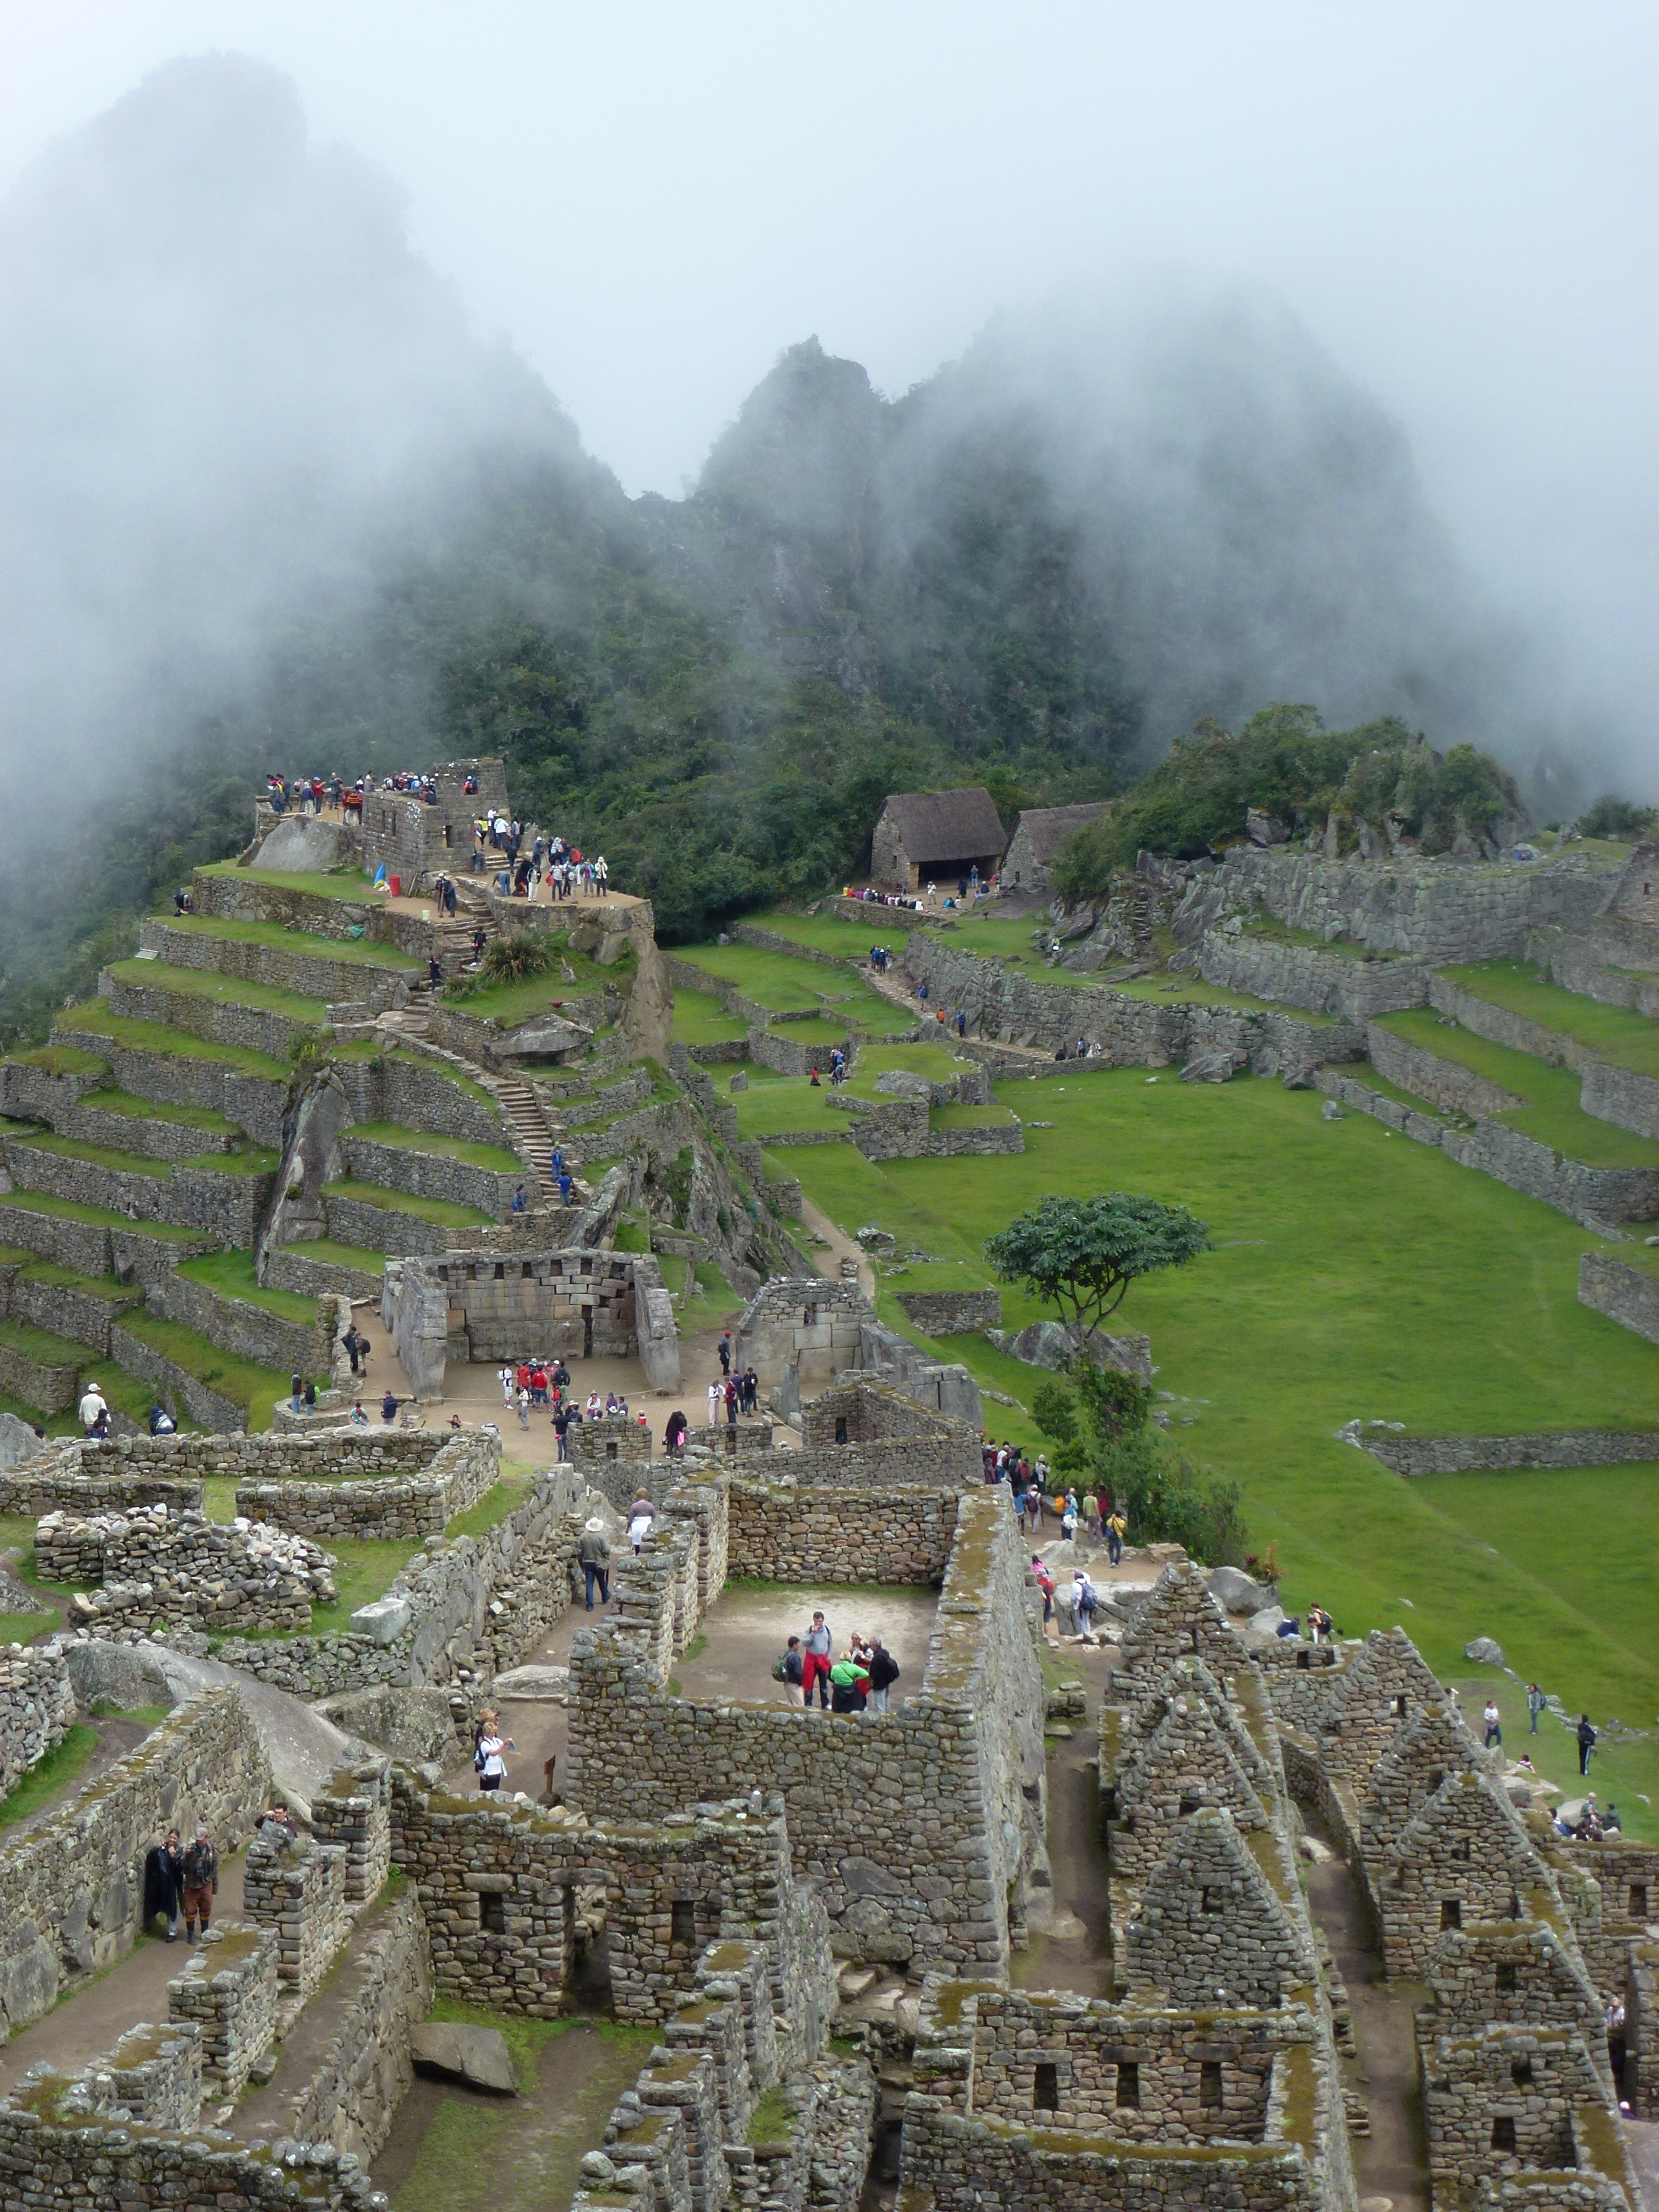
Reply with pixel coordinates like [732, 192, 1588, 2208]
[0, 3, 1652, 832]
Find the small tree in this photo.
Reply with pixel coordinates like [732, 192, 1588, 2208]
[984, 1193, 1210, 1360]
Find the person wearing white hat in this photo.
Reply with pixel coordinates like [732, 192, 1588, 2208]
[577, 1517, 612, 1610]
[77, 1381, 107, 1436]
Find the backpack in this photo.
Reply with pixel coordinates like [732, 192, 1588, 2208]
[771, 1653, 790, 1682]
[473, 1740, 489, 1773]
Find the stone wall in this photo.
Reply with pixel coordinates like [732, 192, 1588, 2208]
[236, 1428, 499, 1544]
[384, 1246, 676, 1398]
[166, 1924, 279, 2096]
[904, 933, 1363, 1079]
[39, 1506, 336, 1633]
[0, 1447, 203, 1518]
[1579, 1058, 1659, 1144]
[761, 1436, 983, 1490]
[728, 1476, 960, 1583]
[0, 1194, 217, 1288]
[735, 1274, 870, 1392]
[2, 1132, 272, 1244]
[0, 1334, 78, 1413]
[0, 1647, 75, 1800]
[1199, 930, 1431, 1019]
[151, 1267, 332, 1379]
[0, 1687, 268, 2037]
[1, 1263, 138, 1356]
[567, 1485, 1046, 1975]
[1423, 2025, 1620, 2199]
[321, 1187, 459, 1257]
[896, 1287, 1002, 1334]
[103, 971, 323, 1059]
[193, 861, 431, 958]
[279, 1890, 431, 2164]
[265, 1244, 385, 1302]
[138, 920, 416, 1009]
[1365, 1021, 1526, 1117]
[243, 1831, 350, 2000]
[1314, 1070, 1659, 1227]
[1363, 1428, 1659, 1475]
[1577, 1251, 1659, 1346]
[338, 1130, 515, 1217]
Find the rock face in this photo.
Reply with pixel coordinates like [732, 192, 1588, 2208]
[1207, 1565, 1273, 1617]
[0, 1412, 43, 1470]
[1464, 1636, 1505, 1667]
[411, 2022, 517, 2093]
[988, 1317, 1153, 1381]
[1180, 1051, 1239, 1082]
[256, 815, 355, 871]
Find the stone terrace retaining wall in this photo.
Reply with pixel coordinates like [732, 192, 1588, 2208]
[2, 1266, 138, 1355]
[279, 1890, 431, 2163]
[0, 1647, 75, 1799]
[321, 1188, 459, 1257]
[53, 1033, 289, 1151]
[727, 1477, 959, 1581]
[107, 1322, 248, 1432]
[337, 1131, 515, 1218]
[1579, 1059, 1659, 1144]
[1578, 1251, 1659, 1346]
[138, 920, 414, 1009]
[567, 1486, 1045, 1975]
[1363, 1430, 1659, 1475]
[0, 1198, 213, 1291]
[103, 972, 322, 1059]
[236, 1429, 499, 1543]
[1365, 1022, 1526, 1117]
[41, 1507, 336, 1633]
[747, 1025, 854, 1077]
[0, 2097, 379, 2209]
[264, 1245, 385, 1303]
[192, 863, 429, 957]
[0, 1335, 78, 1413]
[1199, 930, 1432, 1019]
[151, 1269, 333, 1378]
[0, 1451, 203, 1518]
[905, 934, 1361, 1081]
[1315, 1070, 1659, 1227]
[896, 1288, 1003, 1334]
[2, 1135, 272, 1245]
[0, 1687, 268, 2037]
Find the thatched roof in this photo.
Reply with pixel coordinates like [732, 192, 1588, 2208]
[1012, 802, 1108, 863]
[879, 787, 1007, 864]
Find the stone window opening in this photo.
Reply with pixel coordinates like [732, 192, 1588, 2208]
[1179, 1792, 1201, 1817]
[1511, 2059, 1534, 2087]
[1453, 1840, 1472, 1862]
[1508, 1890, 1521, 1920]
[1495, 1962, 1518, 1992]
[493, 1262, 505, 1280]
[606, 1442, 619, 1459]
[1199, 2061, 1223, 2110]
[1115, 2061, 1140, 2109]
[1033, 2062, 1058, 2112]
[1201, 1885, 1224, 1913]
[1440, 1898, 1462, 1930]
[479, 1891, 506, 1934]
[671, 1899, 696, 1948]
[1392, 1693, 1409, 1717]
[1491, 2117, 1517, 2153]
[835, 1418, 849, 1445]
[1428, 1770, 1444, 1795]
[1631, 1882, 1648, 1918]
[1296, 1649, 1310, 1671]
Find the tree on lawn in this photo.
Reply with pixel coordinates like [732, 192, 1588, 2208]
[984, 1193, 1210, 1360]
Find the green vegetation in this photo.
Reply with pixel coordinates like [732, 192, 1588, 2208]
[930, 1101, 1020, 1130]
[160, 912, 421, 968]
[0, 1603, 59, 1643]
[742, 910, 874, 955]
[1374, 1011, 1659, 1167]
[118, 1314, 292, 1431]
[302, 1539, 423, 1633]
[14, 1260, 141, 1306]
[0, 1316, 93, 1369]
[446, 1478, 533, 1539]
[1439, 961, 1659, 1078]
[176, 1250, 321, 1324]
[1111, 972, 1341, 1023]
[9, 1045, 109, 1078]
[9, 1132, 173, 1179]
[0, 1724, 98, 1827]
[669, 987, 749, 1047]
[273, 1236, 385, 1277]
[747, 2086, 796, 2144]
[985, 1192, 1212, 1354]
[775, 1067, 1659, 1759]
[76, 1088, 240, 1134]
[322, 1179, 494, 1228]
[0, 1192, 208, 1242]
[729, 1070, 852, 1140]
[1577, 796, 1657, 840]
[434, 969, 605, 1026]
[104, 959, 332, 1026]
[679, 1260, 741, 1335]
[50, 1007, 291, 1080]
[196, 861, 380, 901]
[348, 1120, 521, 1173]
[1033, 1364, 1247, 1567]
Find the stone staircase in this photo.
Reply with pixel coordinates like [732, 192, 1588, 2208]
[432, 878, 499, 979]
[493, 1075, 563, 1200]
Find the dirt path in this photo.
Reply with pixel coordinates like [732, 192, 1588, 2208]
[1302, 1830, 1429, 2212]
[1016, 1643, 1115, 1998]
[237, 1894, 392, 2142]
[799, 1195, 875, 1301]
[0, 1853, 248, 2102]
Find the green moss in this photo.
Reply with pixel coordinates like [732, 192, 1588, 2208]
[0, 1194, 205, 1243]
[14, 1261, 143, 1307]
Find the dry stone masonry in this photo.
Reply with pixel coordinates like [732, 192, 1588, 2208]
[38, 1504, 337, 1633]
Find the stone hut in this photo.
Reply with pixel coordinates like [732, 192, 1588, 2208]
[1002, 801, 1109, 893]
[869, 788, 1007, 891]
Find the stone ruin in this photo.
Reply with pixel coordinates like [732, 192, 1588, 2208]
[735, 1273, 982, 1428]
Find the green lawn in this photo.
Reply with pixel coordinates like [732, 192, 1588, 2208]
[197, 860, 382, 901]
[303, 1539, 423, 1635]
[0, 1317, 91, 1368]
[679, 1260, 742, 1335]
[104, 961, 331, 1026]
[0, 1724, 98, 1826]
[0, 1605, 59, 1644]
[272, 1236, 386, 1278]
[8, 1045, 110, 1078]
[9, 1132, 173, 1179]
[730, 1071, 855, 1140]
[160, 912, 422, 970]
[76, 1088, 240, 1135]
[930, 1102, 1020, 1130]
[348, 1120, 520, 1173]
[176, 1250, 321, 1325]
[669, 987, 750, 1047]
[1440, 960, 1659, 1078]
[674, 943, 835, 1012]
[446, 1477, 533, 1539]
[740, 909, 880, 958]
[322, 1179, 494, 1228]
[1376, 1010, 1659, 1167]
[924, 916, 1054, 963]
[437, 972, 606, 1026]
[1112, 973, 1342, 1023]
[0, 1193, 210, 1243]
[331, 1043, 498, 1110]
[14, 1260, 143, 1307]
[776, 1066, 1659, 1747]
[51, 1007, 291, 1081]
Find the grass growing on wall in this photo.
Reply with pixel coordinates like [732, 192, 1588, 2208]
[0, 1724, 99, 1825]
[118, 1314, 292, 1432]
[1376, 1010, 1659, 1167]
[669, 987, 750, 1047]
[776, 1063, 1659, 1760]
[176, 1250, 320, 1324]
[322, 1180, 494, 1229]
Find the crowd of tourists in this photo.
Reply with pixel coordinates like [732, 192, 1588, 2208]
[773, 1611, 902, 1713]
[496, 1358, 647, 1450]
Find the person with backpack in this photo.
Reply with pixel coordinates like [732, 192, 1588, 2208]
[828, 1650, 871, 1713]
[773, 1635, 805, 1705]
[577, 1519, 611, 1610]
[1577, 1714, 1598, 1775]
[1527, 1682, 1547, 1734]
[800, 1612, 834, 1709]
[864, 1635, 901, 1715]
[474, 1711, 515, 1793]
[181, 1826, 217, 1943]
[1031, 1556, 1054, 1627]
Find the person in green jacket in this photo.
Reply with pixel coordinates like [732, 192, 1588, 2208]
[828, 1653, 870, 1714]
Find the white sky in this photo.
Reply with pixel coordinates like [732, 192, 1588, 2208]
[0, 1, 1653, 738]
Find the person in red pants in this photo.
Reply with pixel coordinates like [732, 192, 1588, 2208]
[800, 1613, 833, 1709]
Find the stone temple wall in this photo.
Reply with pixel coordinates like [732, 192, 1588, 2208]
[0, 1646, 75, 1801]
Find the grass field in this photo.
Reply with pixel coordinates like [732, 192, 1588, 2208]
[437, 971, 608, 1026]
[771, 1063, 1659, 1790]
[160, 913, 422, 970]
[197, 860, 381, 901]
[323, 1179, 494, 1228]
[280, 1236, 386, 1277]
[668, 987, 750, 1047]
[1375, 1010, 1659, 1166]
[348, 1120, 521, 1173]
[1441, 959, 1659, 1077]
[176, 1250, 321, 1324]
[0, 1192, 209, 1243]
[675, 942, 905, 1034]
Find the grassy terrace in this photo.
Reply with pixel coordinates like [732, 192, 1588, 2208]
[196, 860, 381, 901]
[104, 960, 332, 1026]
[1374, 1011, 1659, 1167]
[120, 1314, 290, 1430]
[1440, 959, 1659, 1077]
[0, 1317, 93, 1369]
[772, 1062, 1659, 1776]
[176, 1250, 320, 1324]
[0, 1193, 209, 1243]
[1111, 972, 1342, 1022]
[322, 1179, 494, 1228]
[331, 1041, 498, 1108]
[729, 1069, 853, 1140]
[9, 1132, 279, 1179]
[1239, 917, 1406, 960]
[740, 908, 882, 956]
[159, 912, 423, 969]
[77, 1088, 241, 1135]
[51, 1007, 291, 1081]
[669, 987, 750, 1047]
[347, 1120, 520, 1172]
[12, 1261, 143, 1307]
[675, 940, 908, 1032]
[8, 1045, 109, 1078]
[279, 1236, 386, 1277]
[437, 972, 606, 1026]
[930, 1101, 1020, 1130]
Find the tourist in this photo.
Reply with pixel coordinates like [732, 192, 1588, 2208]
[724, 1377, 738, 1427]
[718, 1330, 733, 1375]
[559, 1171, 573, 1207]
[1031, 1556, 1054, 1627]
[473, 1712, 514, 1793]
[585, 1391, 603, 1419]
[707, 1378, 722, 1426]
[303, 1379, 316, 1412]
[516, 1387, 531, 1430]
[143, 1827, 184, 1942]
[181, 1825, 218, 1943]
[1482, 1698, 1502, 1750]
[864, 1635, 901, 1715]
[511, 1185, 528, 1214]
[1060, 1493, 1078, 1543]
[1104, 1507, 1126, 1567]
[578, 1518, 611, 1610]
[255, 1802, 298, 1842]
[828, 1650, 870, 1713]
[552, 1408, 570, 1461]
[1527, 1682, 1546, 1734]
[1073, 1569, 1098, 1635]
[665, 1409, 688, 1454]
[775, 1635, 805, 1705]
[1307, 1605, 1333, 1644]
[350, 1401, 369, 1425]
[1577, 1714, 1598, 1775]
[1023, 1486, 1044, 1539]
[381, 1390, 399, 1423]
[1081, 1487, 1100, 1540]
[743, 1368, 760, 1414]
[627, 1491, 656, 1552]
[801, 1612, 834, 1708]
[75, 1379, 106, 1438]
[146, 1403, 176, 1436]
[1602, 1801, 1622, 1832]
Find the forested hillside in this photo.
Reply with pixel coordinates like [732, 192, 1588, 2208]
[0, 58, 1540, 1045]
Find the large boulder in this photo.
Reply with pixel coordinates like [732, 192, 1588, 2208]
[1180, 1052, 1239, 1084]
[1464, 1636, 1505, 1667]
[1207, 1564, 1273, 1617]
[316, 1684, 460, 1767]
[256, 815, 355, 872]
[411, 2023, 516, 2094]
[0, 1411, 46, 1470]
[987, 1318, 1152, 1381]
